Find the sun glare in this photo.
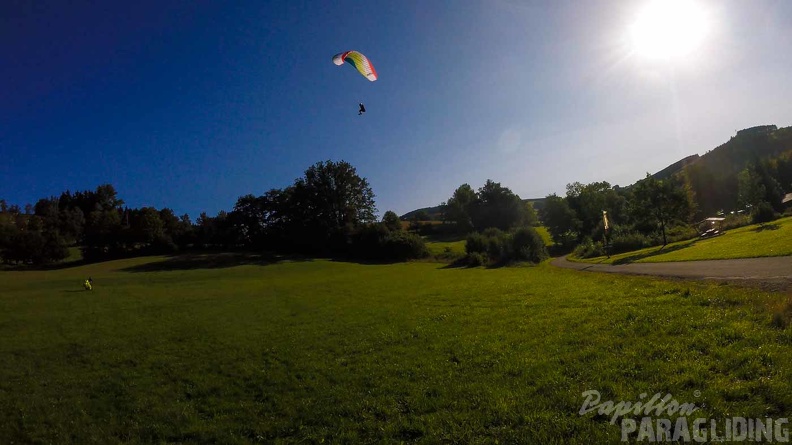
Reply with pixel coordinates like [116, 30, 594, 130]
[629, 0, 710, 60]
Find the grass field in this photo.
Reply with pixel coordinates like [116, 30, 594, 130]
[2, 254, 792, 443]
[575, 216, 792, 264]
[535, 226, 553, 247]
[425, 239, 466, 257]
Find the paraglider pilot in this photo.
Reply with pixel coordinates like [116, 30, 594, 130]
[358, 103, 366, 115]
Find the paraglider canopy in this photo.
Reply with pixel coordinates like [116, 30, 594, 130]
[333, 50, 378, 82]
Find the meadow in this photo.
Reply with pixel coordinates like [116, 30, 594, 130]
[575, 216, 792, 264]
[1, 254, 791, 443]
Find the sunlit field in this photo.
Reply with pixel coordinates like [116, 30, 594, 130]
[576, 216, 792, 264]
[2, 255, 791, 443]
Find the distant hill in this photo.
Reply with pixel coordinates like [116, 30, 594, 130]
[400, 205, 445, 221]
[651, 154, 700, 181]
[400, 198, 546, 221]
[680, 124, 792, 215]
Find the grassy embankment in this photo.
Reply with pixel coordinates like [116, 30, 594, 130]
[573, 216, 792, 264]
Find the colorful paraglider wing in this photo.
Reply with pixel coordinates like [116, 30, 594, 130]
[332, 51, 378, 82]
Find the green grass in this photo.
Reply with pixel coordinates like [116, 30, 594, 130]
[425, 239, 466, 257]
[1, 254, 791, 443]
[535, 226, 553, 246]
[576, 216, 792, 264]
[66, 246, 83, 263]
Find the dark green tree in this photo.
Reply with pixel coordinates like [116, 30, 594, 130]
[470, 180, 526, 231]
[445, 184, 476, 233]
[288, 160, 376, 253]
[631, 175, 694, 246]
[539, 194, 580, 247]
[231, 194, 269, 248]
[381, 210, 402, 232]
[737, 165, 766, 209]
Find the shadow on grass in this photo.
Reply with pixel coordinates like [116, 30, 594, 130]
[438, 257, 544, 270]
[423, 233, 466, 243]
[1, 259, 90, 272]
[329, 257, 419, 266]
[439, 258, 470, 269]
[612, 240, 698, 265]
[120, 252, 312, 272]
[754, 223, 781, 232]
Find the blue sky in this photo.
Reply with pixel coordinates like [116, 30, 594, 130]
[2, 0, 791, 219]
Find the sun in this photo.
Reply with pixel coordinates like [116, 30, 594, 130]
[629, 0, 710, 60]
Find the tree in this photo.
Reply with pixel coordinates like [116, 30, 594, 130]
[83, 208, 122, 259]
[230, 194, 269, 248]
[132, 207, 166, 245]
[302, 160, 376, 227]
[59, 207, 85, 244]
[631, 175, 693, 246]
[445, 184, 476, 233]
[539, 194, 580, 246]
[94, 184, 124, 211]
[565, 181, 627, 239]
[381, 211, 402, 231]
[737, 165, 766, 209]
[470, 180, 526, 231]
[523, 202, 540, 227]
[288, 160, 377, 253]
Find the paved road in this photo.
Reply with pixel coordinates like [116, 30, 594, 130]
[552, 255, 792, 290]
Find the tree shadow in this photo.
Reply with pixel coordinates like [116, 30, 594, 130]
[329, 257, 412, 266]
[120, 252, 312, 272]
[439, 258, 470, 269]
[612, 240, 698, 265]
[1, 259, 89, 272]
[754, 223, 781, 232]
[422, 233, 466, 243]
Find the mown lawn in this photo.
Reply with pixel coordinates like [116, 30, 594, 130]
[576, 216, 792, 264]
[535, 226, 553, 246]
[1, 254, 791, 443]
[425, 239, 466, 257]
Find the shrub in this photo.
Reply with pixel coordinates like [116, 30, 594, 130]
[350, 223, 391, 259]
[665, 225, 698, 243]
[609, 232, 655, 254]
[721, 214, 752, 231]
[466, 227, 547, 264]
[511, 227, 548, 263]
[466, 252, 488, 267]
[151, 234, 178, 253]
[573, 237, 605, 259]
[486, 235, 506, 261]
[752, 202, 777, 225]
[481, 227, 505, 238]
[382, 231, 429, 260]
[465, 233, 488, 255]
[348, 225, 429, 261]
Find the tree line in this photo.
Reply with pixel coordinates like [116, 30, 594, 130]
[0, 161, 428, 265]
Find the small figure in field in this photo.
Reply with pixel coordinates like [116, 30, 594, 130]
[84, 277, 93, 291]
